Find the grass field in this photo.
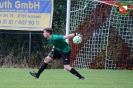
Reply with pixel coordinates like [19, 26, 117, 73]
[0, 68, 133, 88]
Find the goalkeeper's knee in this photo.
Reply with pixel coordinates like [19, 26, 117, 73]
[44, 56, 53, 63]
[64, 65, 72, 71]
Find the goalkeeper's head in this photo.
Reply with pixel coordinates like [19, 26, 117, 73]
[43, 28, 53, 38]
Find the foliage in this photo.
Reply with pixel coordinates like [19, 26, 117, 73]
[53, 0, 67, 34]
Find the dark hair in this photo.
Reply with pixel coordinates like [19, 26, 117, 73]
[43, 28, 53, 34]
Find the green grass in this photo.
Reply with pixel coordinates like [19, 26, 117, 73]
[0, 68, 133, 88]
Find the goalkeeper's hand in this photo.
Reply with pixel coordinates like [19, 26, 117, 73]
[48, 48, 55, 58]
[75, 33, 82, 37]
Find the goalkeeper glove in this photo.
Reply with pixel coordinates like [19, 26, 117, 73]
[75, 33, 82, 37]
[48, 48, 55, 58]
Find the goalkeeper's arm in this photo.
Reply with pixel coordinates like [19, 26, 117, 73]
[64, 33, 81, 39]
[64, 33, 75, 39]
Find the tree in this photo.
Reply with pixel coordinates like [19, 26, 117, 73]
[53, 0, 67, 34]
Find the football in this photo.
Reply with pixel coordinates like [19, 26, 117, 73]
[73, 36, 82, 44]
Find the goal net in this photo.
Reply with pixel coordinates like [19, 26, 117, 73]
[69, 0, 133, 69]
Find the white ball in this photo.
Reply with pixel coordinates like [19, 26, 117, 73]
[73, 36, 82, 44]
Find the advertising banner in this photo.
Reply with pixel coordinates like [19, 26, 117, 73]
[0, 0, 53, 31]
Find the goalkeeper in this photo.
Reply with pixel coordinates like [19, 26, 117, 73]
[29, 28, 84, 80]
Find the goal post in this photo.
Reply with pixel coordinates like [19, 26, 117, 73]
[68, 0, 133, 70]
[66, 0, 71, 44]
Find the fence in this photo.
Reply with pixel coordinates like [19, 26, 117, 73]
[0, 30, 52, 68]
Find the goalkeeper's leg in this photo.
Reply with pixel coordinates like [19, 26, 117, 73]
[61, 51, 85, 80]
[64, 65, 85, 80]
[29, 49, 61, 78]
[29, 56, 53, 78]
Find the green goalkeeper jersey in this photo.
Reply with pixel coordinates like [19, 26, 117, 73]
[47, 34, 70, 53]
